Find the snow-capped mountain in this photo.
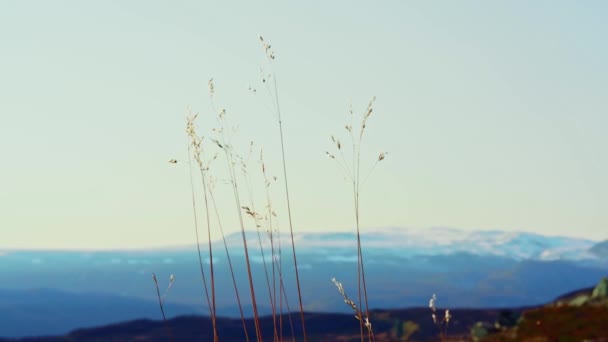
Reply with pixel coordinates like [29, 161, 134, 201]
[222, 227, 602, 262]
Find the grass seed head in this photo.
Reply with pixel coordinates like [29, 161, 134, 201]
[259, 34, 276, 60]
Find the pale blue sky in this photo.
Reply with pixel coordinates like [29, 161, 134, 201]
[1, 1, 606, 249]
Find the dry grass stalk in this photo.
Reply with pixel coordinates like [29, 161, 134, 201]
[258, 35, 308, 341]
[186, 110, 219, 342]
[327, 98, 386, 342]
[260, 149, 283, 340]
[241, 144, 281, 341]
[332, 277, 374, 336]
[261, 148, 297, 342]
[208, 81, 264, 342]
[152, 273, 175, 342]
[207, 174, 251, 342]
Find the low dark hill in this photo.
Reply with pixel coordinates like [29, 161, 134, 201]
[0, 288, 204, 337]
[0, 307, 529, 341]
[1, 277, 606, 341]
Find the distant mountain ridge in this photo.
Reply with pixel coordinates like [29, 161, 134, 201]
[215, 227, 605, 263]
[589, 239, 608, 258]
[272, 227, 600, 259]
[1, 227, 606, 338]
[1, 227, 603, 262]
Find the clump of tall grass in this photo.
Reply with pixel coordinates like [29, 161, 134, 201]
[327, 96, 386, 342]
[157, 35, 307, 342]
[154, 35, 388, 342]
